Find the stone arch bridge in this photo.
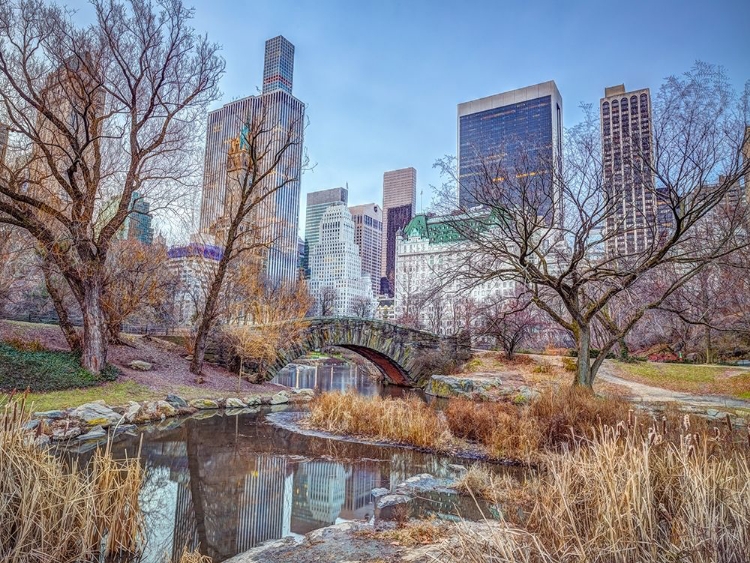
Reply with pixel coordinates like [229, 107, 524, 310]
[263, 318, 471, 387]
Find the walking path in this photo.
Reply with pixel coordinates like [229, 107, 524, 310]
[596, 360, 750, 410]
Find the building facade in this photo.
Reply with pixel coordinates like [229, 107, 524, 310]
[395, 213, 516, 335]
[198, 36, 305, 285]
[303, 187, 348, 275]
[600, 84, 656, 257]
[167, 242, 223, 326]
[308, 203, 375, 317]
[348, 203, 382, 295]
[457, 81, 563, 221]
[126, 191, 154, 245]
[381, 167, 416, 295]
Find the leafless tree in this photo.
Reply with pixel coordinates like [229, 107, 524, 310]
[435, 63, 750, 388]
[350, 295, 373, 318]
[0, 0, 223, 373]
[190, 100, 306, 375]
[317, 286, 338, 317]
[478, 295, 541, 359]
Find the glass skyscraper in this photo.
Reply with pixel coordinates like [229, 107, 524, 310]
[457, 81, 563, 221]
[199, 36, 305, 284]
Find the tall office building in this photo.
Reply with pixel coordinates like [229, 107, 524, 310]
[199, 35, 304, 284]
[381, 167, 416, 296]
[349, 203, 382, 295]
[600, 84, 655, 257]
[457, 81, 563, 220]
[0, 123, 8, 165]
[304, 187, 348, 255]
[126, 191, 154, 245]
[308, 203, 375, 316]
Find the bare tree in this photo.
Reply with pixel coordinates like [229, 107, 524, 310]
[350, 295, 373, 318]
[190, 103, 305, 375]
[478, 295, 541, 359]
[0, 0, 223, 373]
[317, 286, 338, 317]
[435, 63, 750, 388]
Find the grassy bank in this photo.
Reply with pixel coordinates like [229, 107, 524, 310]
[611, 360, 750, 399]
[447, 429, 750, 563]
[0, 396, 144, 561]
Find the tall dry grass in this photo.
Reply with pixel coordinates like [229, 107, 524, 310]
[448, 427, 750, 563]
[308, 390, 452, 449]
[0, 394, 144, 562]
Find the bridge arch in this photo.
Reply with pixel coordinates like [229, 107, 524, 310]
[265, 318, 469, 387]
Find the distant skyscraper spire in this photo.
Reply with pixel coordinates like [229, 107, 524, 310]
[263, 36, 295, 95]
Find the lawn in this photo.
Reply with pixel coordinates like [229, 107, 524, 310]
[25, 381, 156, 412]
[610, 361, 750, 399]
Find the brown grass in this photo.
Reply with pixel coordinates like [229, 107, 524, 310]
[357, 518, 448, 547]
[446, 427, 750, 563]
[308, 390, 451, 450]
[174, 547, 212, 563]
[0, 393, 144, 562]
[4, 336, 46, 352]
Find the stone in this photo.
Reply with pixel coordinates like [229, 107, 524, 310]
[156, 400, 177, 417]
[395, 473, 453, 494]
[425, 375, 502, 398]
[243, 395, 262, 406]
[112, 424, 137, 436]
[123, 401, 141, 423]
[292, 388, 315, 397]
[270, 392, 289, 405]
[165, 394, 188, 409]
[128, 360, 152, 371]
[225, 397, 246, 408]
[189, 398, 219, 410]
[33, 410, 66, 420]
[23, 420, 40, 431]
[375, 494, 413, 521]
[71, 402, 123, 428]
[515, 386, 541, 404]
[371, 487, 389, 499]
[51, 425, 82, 441]
[77, 425, 107, 441]
[34, 434, 51, 448]
[705, 408, 724, 420]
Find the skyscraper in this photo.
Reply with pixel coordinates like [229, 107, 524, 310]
[600, 84, 655, 257]
[127, 191, 154, 245]
[349, 203, 383, 295]
[199, 35, 304, 284]
[0, 123, 8, 165]
[457, 81, 563, 219]
[381, 167, 416, 295]
[304, 187, 348, 254]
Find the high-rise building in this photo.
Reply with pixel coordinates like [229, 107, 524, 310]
[457, 81, 563, 219]
[0, 123, 8, 165]
[308, 203, 375, 317]
[126, 191, 154, 245]
[600, 84, 655, 257]
[381, 167, 416, 296]
[304, 187, 349, 275]
[199, 35, 304, 284]
[349, 203, 382, 295]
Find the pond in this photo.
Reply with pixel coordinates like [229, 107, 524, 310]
[77, 362, 512, 562]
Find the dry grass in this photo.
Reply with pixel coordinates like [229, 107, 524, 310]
[446, 427, 750, 563]
[308, 390, 452, 450]
[0, 393, 144, 562]
[174, 547, 212, 563]
[358, 518, 448, 547]
[3, 336, 46, 352]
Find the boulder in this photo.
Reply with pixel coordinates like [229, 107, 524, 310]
[292, 388, 315, 397]
[270, 392, 289, 405]
[71, 402, 123, 428]
[514, 386, 541, 404]
[77, 425, 107, 441]
[112, 424, 137, 436]
[225, 397, 246, 408]
[156, 400, 177, 418]
[128, 360, 152, 371]
[33, 410, 66, 420]
[395, 473, 454, 495]
[51, 425, 82, 441]
[425, 375, 503, 399]
[189, 398, 219, 410]
[165, 394, 188, 409]
[123, 401, 141, 424]
[371, 487, 389, 499]
[375, 494, 413, 521]
[23, 420, 40, 431]
[243, 395, 262, 406]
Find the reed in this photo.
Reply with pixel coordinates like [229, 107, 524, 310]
[308, 390, 451, 450]
[0, 394, 144, 563]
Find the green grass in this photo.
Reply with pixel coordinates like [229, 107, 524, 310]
[0, 343, 118, 393]
[26, 381, 155, 412]
[611, 361, 750, 399]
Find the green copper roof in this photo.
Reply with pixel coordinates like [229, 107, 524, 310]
[403, 212, 495, 244]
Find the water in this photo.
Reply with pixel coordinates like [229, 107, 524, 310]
[79, 363, 508, 562]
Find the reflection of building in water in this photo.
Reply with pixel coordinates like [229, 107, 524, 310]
[236, 456, 293, 552]
[273, 363, 380, 396]
[292, 461, 350, 533]
[341, 462, 381, 520]
[173, 482, 199, 559]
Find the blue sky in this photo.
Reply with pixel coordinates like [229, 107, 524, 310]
[69, 0, 750, 233]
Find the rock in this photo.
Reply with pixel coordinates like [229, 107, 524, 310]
[123, 401, 141, 423]
[375, 494, 413, 521]
[165, 394, 188, 409]
[51, 425, 82, 441]
[705, 408, 724, 420]
[128, 360, 152, 371]
[225, 397, 246, 408]
[425, 375, 503, 399]
[33, 410, 66, 420]
[292, 388, 315, 397]
[395, 473, 454, 494]
[156, 400, 177, 417]
[371, 487, 389, 499]
[77, 425, 106, 441]
[112, 424, 137, 436]
[270, 392, 289, 405]
[243, 395, 262, 406]
[515, 386, 541, 404]
[190, 410, 218, 421]
[189, 398, 219, 410]
[23, 420, 40, 431]
[71, 402, 123, 428]
[34, 434, 51, 448]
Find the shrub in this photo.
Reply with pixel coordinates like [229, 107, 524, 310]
[0, 343, 119, 392]
[561, 357, 577, 372]
[4, 337, 46, 352]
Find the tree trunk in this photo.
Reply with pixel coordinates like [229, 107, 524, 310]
[705, 325, 713, 364]
[42, 267, 81, 352]
[574, 323, 594, 388]
[80, 277, 107, 375]
[618, 335, 629, 361]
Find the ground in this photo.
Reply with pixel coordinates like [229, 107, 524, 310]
[0, 320, 288, 411]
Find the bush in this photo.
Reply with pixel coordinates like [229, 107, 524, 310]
[0, 343, 119, 392]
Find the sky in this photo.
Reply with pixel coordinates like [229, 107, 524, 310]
[67, 0, 750, 236]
